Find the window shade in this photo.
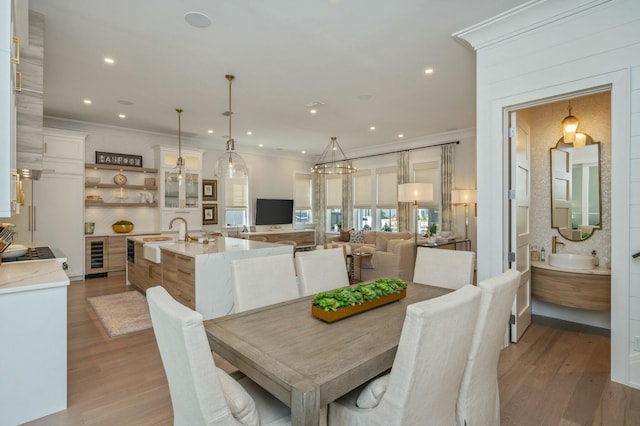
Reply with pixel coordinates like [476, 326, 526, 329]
[376, 167, 397, 207]
[414, 161, 440, 208]
[326, 176, 342, 208]
[295, 173, 312, 209]
[354, 170, 371, 207]
[225, 175, 248, 208]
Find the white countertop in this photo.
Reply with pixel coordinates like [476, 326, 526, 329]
[0, 260, 70, 295]
[160, 237, 284, 257]
[531, 260, 611, 276]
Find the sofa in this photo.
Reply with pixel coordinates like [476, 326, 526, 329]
[326, 230, 416, 282]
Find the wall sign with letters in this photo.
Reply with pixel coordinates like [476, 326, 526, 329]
[95, 151, 143, 167]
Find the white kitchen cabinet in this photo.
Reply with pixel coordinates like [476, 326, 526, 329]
[12, 128, 87, 279]
[154, 145, 204, 231]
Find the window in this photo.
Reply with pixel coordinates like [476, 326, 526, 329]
[294, 173, 312, 225]
[376, 167, 398, 231]
[224, 174, 248, 227]
[414, 161, 440, 232]
[326, 176, 342, 232]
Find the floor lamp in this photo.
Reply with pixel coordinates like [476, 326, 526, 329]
[398, 183, 434, 247]
[451, 189, 477, 240]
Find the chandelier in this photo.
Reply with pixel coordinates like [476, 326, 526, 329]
[215, 74, 246, 178]
[311, 137, 356, 174]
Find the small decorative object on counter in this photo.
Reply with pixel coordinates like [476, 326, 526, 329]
[540, 246, 546, 261]
[592, 250, 599, 267]
[530, 246, 540, 262]
[112, 220, 134, 233]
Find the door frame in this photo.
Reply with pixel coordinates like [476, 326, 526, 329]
[492, 70, 628, 384]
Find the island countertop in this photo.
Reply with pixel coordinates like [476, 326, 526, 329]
[159, 236, 288, 258]
[0, 260, 69, 295]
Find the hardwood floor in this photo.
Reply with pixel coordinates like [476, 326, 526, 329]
[25, 275, 640, 425]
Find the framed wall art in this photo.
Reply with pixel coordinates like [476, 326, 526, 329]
[203, 179, 217, 201]
[202, 204, 218, 225]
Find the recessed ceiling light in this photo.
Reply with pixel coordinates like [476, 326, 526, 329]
[83, 99, 92, 105]
[258, 143, 264, 148]
[184, 12, 211, 28]
[104, 57, 115, 64]
[246, 131, 252, 136]
[309, 109, 317, 114]
[398, 133, 404, 138]
[301, 150, 306, 154]
[424, 68, 434, 75]
[208, 130, 214, 134]
[118, 114, 126, 119]
[357, 93, 373, 101]
[369, 126, 376, 131]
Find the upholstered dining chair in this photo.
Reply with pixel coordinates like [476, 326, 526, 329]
[230, 253, 299, 312]
[456, 269, 521, 426]
[146, 286, 291, 426]
[328, 285, 481, 426]
[413, 247, 475, 290]
[295, 248, 350, 296]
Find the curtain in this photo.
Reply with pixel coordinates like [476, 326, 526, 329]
[312, 173, 326, 245]
[342, 173, 353, 230]
[441, 144, 455, 232]
[397, 151, 410, 233]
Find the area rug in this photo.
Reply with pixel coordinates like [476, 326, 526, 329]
[87, 291, 152, 337]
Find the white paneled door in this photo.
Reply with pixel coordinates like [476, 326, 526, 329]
[509, 111, 532, 342]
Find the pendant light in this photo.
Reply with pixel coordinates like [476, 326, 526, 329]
[215, 74, 246, 179]
[168, 108, 186, 208]
[311, 137, 356, 174]
[562, 102, 579, 143]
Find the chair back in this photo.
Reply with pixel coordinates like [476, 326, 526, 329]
[380, 285, 481, 425]
[457, 269, 521, 426]
[231, 253, 299, 312]
[295, 248, 350, 296]
[413, 247, 475, 289]
[146, 286, 237, 425]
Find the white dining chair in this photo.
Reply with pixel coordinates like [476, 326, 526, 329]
[146, 286, 291, 426]
[328, 285, 481, 426]
[456, 269, 521, 426]
[230, 253, 299, 312]
[295, 248, 350, 296]
[412, 247, 475, 290]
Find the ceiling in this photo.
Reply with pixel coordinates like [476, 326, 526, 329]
[29, 0, 529, 159]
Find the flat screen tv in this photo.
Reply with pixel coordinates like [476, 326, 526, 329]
[255, 198, 294, 226]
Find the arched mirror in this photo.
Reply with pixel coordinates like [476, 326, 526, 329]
[550, 134, 601, 241]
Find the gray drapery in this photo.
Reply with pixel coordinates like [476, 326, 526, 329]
[312, 173, 326, 245]
[397, 151, 411, 233]
[341, 174, 353, 231]
[440, 144, 455, 232]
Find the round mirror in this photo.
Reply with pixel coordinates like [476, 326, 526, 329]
[550, 134, 601, 241]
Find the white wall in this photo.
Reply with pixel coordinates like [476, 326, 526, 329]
[456, 0, 639, 388]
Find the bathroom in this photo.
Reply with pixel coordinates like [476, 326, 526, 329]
[518, 90, 611, 330]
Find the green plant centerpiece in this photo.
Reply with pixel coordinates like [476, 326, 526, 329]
[311, 278, 408, 323]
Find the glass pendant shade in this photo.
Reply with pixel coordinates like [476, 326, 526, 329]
[562, 104, 579, 143]
[167, 108, 186, 208]
[215, 74, 246, 179]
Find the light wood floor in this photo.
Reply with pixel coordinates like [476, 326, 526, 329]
[25, 275, 640, 425]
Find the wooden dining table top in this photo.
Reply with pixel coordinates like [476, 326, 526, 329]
[204, 282, 450, 426]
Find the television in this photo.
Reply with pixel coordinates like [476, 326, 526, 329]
[255, 198, 294, 226]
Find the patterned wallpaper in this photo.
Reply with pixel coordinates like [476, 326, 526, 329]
[527, 91, 611, 266]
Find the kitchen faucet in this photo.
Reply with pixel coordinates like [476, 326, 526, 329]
[552, 235, 565, 254]
[169, 217, 189, 243]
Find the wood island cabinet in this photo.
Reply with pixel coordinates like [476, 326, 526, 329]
[129, 242, 161, 293]
[241, 230, 315, 249]
[161, 251, 195, 309]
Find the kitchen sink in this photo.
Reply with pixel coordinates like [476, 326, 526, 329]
[143, 240, 177, 263]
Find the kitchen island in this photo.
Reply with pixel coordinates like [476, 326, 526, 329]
[0, 260, 69, 425]
[127, 236, 292, 319]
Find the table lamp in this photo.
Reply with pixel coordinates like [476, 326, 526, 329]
[398, 183, 434, 247]
[451, 188, 477, 240]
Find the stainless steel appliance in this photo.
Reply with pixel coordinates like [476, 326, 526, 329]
[1, 246, 68, 270]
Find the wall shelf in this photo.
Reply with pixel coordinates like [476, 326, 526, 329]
[85, 201, 158, 208]
[85, 163, 158, 173]
[85, 183, 158, 190]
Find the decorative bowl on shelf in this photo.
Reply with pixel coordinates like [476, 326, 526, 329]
[85, 177, 100, 185]
[112, 220, 134, 233]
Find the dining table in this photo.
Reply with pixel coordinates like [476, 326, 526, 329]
[204, 282, 450, 426]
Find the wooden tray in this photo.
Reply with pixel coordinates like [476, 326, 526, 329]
[311, 289, 406, 323]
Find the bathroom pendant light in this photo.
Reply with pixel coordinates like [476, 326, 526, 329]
[168, 108, 186, 208]
[562, 102, 579, 143]
[215, 74, 246, 179]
